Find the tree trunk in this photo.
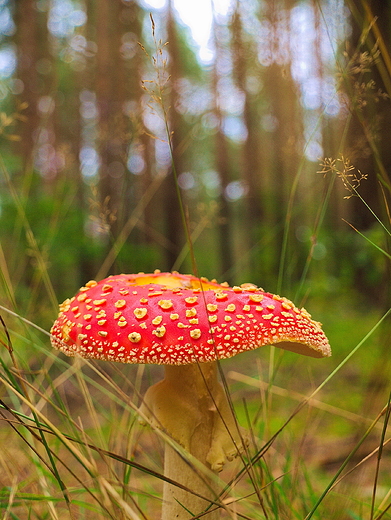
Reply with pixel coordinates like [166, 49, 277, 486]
[95, 0, 128, 242]
[212, 19, 234, 281]
[164, 0, 186, 271]
[14, 0, 41, 171]
[230, 3, 264, 276]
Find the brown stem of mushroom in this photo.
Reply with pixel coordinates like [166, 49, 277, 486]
[139, 361, 246, 519]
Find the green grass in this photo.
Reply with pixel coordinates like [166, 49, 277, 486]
[0, 295, 390, 519]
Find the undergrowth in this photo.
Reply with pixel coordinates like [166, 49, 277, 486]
[0, 2, 391, 520]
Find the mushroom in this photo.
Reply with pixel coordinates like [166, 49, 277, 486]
[50, 270, 331, 519]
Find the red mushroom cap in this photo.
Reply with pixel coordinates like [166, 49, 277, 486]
[50, 271, 331, 364]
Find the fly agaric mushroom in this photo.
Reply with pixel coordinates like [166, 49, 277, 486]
[50, 270, 331, 519]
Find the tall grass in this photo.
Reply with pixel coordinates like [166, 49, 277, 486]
[1, 2, 391, 519]
[1, 298, 390, 519]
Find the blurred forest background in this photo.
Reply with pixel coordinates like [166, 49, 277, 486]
[0, 0, 390, 323]
[0, 0, 391, 518]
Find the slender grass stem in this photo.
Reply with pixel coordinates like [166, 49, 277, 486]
[370, 391, 391, 520]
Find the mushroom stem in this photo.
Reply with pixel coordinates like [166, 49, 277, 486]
[140, 362, 245, 519]
[162, 412, 219, 520]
